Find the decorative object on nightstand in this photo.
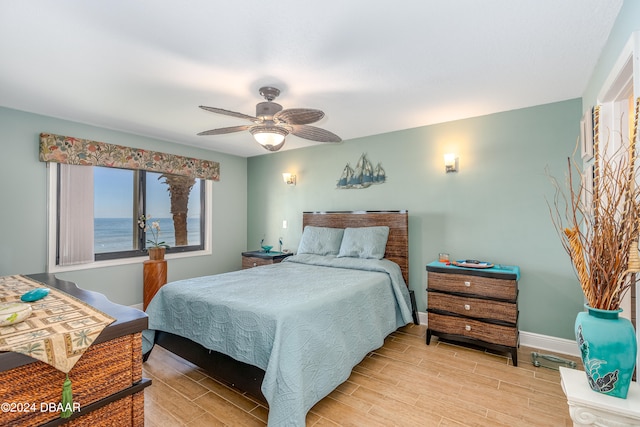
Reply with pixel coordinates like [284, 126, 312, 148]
[426, 260, 520, 365]
[242, 251, 293, 269]
[147, 247, 165, 261]
[259, 236, 274, 253]
[138, 215, 170, 254]
[549, 99, 640, 399]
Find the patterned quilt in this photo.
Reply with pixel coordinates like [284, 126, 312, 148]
[143, 254, 412, 426]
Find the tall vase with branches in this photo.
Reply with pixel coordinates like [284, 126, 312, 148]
[549, 99, 639, 399]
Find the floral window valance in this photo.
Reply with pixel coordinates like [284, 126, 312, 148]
[39, 133, 220, 181]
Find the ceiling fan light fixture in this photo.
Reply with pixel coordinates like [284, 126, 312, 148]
[198, 86, 341, 152]
[250, 126, 289, 147]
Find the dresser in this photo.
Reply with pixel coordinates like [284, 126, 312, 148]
[0, 274, 150, 426]
[426, 261, 520, 365]
[241, 251, 293, 269]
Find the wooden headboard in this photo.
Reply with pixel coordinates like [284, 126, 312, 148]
[302, 210, 409, 285]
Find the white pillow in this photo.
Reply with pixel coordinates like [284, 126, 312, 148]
[297, 226, 344, 256]
[337, 226, 389, 259]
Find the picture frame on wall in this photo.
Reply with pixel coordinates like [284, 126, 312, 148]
[581, 107, 594, 161]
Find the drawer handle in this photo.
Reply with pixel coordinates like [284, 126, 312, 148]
[464, 281, 471, 287]
[465, 325, 471, 331]
[253, 262, 257, 267]
[464, 304, 471, 310]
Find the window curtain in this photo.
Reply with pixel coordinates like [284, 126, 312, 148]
[39, 133, 220, 181]
[58, 164, 95, 266]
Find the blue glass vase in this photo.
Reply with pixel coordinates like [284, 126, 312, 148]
[575, 304, 637, 399]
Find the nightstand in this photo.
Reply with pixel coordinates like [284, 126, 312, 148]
[242, 251, 293, 269]
[426, 261, 520, 365]
[143, 258, 167, 311]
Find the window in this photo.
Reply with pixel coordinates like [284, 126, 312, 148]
[94, 167, 135, 255]
[53, 164, 207, 267]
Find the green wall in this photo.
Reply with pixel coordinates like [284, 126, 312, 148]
[247, 99, 584, 339]
[0, 106, 247, 306]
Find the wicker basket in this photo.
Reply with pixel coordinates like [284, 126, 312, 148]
[64, 391, 144, 427]
[0, 333, 143, 426]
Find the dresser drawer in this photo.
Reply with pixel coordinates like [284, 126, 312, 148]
[428, 271, 516, 301]
[242, 256, 273, 268]
[427, 291, 517, 324]
[241, 251, 292, 269]
[427, 312, 518, 347]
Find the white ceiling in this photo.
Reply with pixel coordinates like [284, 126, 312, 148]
[0, 1, 623, 157]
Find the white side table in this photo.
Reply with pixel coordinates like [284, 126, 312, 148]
[560, 367, 640, 426]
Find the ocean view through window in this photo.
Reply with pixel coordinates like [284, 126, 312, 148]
[55, 165, 205, 265]
[94, 217, 202, 253]
[94, 168, 203, 260]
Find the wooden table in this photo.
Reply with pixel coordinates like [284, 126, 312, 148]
[143, 259, 167, 310]
[0, 274, 150, 426]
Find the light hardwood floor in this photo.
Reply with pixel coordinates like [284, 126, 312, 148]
[143, 324, 580, 426]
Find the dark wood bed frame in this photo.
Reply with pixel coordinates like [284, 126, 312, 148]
[151, 210, 412, 403]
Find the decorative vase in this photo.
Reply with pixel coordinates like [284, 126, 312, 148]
[148, 247, 166, 261]
[575, 304, 637, 399]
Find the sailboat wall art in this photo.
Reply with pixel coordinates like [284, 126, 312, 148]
[337, 153, 386, 189]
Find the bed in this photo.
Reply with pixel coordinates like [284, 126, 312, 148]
[142, 210, 414, 426]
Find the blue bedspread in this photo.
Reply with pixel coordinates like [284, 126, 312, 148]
[143, 254, 412, 426]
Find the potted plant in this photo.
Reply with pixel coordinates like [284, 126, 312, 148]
[549, 102, 639, 398]
[138, 215, 170, 260]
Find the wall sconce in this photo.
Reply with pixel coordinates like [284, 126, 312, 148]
[444, 153, 458, 173]
[282, 173, 297, 186]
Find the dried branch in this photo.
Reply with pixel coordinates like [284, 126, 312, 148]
[548, 99, 640, 310]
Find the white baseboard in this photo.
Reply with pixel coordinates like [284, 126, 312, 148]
[418, 311, 428, 326]
[519, 331, 580, 357]
[415, 312, 580, 357]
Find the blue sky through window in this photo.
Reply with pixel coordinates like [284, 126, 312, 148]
[94, 167, 200, 218]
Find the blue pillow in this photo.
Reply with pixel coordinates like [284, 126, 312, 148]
[337, 226, 389, 259]
[297, 226, 344, 256]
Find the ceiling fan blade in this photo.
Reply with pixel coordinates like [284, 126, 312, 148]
[197, 124, 252, 136]
[290, 125, 342, 143]
[199, 105, 258, 122]
[275, 108, 324, 125]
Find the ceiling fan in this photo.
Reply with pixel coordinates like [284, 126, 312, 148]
[197, 86, 342, 152]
